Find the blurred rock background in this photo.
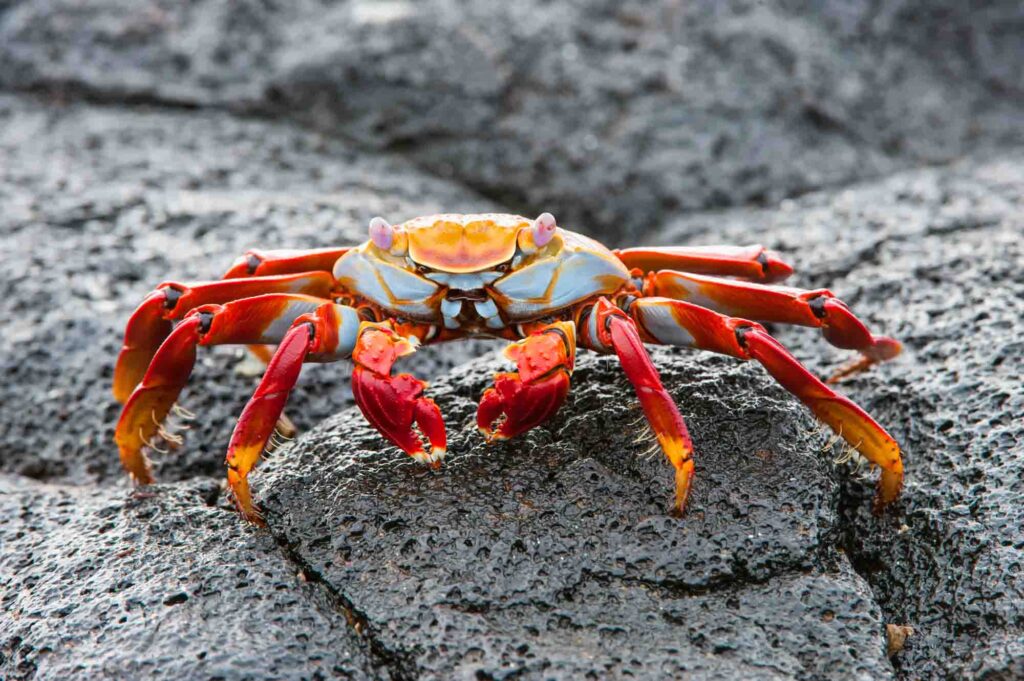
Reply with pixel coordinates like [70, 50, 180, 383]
[1, 1, 1022, 679]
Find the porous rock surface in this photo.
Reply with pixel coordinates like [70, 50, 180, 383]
[0, 93, 495, 485]
[258, 350, 892, 679]
[656, 154, 1024, 679]
[0, 475, 376, 679]
[2, 0, 1022, 240]
[1, 0, 1023, 678]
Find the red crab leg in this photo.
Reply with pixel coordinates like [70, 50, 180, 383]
[225, 303, 359, 523]
[614, 245, 793, 283]
[350, 322, 447, 467]
[477, 322, 577, 441]
[222, 248, 349, 398]
[113, 272, 334, 402]
[114, 294, 346, 484]
[580, 299, 695, 514]
[222, 247, 351, 279]
[644, 270, 902, 380]
[629, 297, 903, 512]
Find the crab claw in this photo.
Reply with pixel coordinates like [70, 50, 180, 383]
[351, 322, 447, 466]
[477, 322, 576, 441]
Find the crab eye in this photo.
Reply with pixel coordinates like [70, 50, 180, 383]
[495, 262, 510, 273]
[531, 212, 557, 247]
[416, 263, 430, 274]
[368, 216, 393, 250]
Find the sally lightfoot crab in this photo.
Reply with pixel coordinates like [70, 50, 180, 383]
[113, 213, 903, 523]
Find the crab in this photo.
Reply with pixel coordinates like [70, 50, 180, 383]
[113, 213, 903, 524]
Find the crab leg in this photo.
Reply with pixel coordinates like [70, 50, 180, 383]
[643, 271, 901, 380]
[114, 272, 335, 402]
[614, 245, 793, 283]
[114, 294, 348, 484]
[629, 297, 903, 512]
[477, 322, 577, 441]
[222, 247, 351, 279]
[579, 299, 695, 514]
[350, 321, 447, 467]
[225, 303, 360, 523]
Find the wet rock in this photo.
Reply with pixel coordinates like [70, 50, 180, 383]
[0, 475, 377, 680]
[3, 1, 1022, 240]
[656, 153, 1024, 679]
[0, 93, 496, 485]
[257, 349, 896, 679]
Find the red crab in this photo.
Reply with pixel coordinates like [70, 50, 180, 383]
[113, 213, 903, 523]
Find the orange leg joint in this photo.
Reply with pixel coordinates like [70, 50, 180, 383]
[350, 322, 447, 467]
[477, 321, 577, 441]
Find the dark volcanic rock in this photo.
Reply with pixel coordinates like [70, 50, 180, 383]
[1, 5, 1022, 675]
[257, 349, 896, 679]
[0, 93, 497, 485]
[656, 154, 1024, 679]
[2, 1, 1022, 241]
[0, 475, 376, 680]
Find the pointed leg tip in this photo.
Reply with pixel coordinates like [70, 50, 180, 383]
[672, 460, 695, 516]
[128, 469, 156, 486]
[118, 442, 156, 486]
[409, 449, 445, 468]
[240, 510, 267, 527]
[428, 447, 447, 467]
[872, 468, 904, 515]
[872, 337, 902, 361]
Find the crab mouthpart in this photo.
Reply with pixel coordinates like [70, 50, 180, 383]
[446, 288, 489, 302]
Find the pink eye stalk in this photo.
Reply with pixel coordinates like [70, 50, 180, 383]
[369, 216, 393, 250]
[532, 212, 557, 246]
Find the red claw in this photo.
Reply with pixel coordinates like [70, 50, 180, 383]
[477, 322, 576, 441]
[351, 323, 447, 466]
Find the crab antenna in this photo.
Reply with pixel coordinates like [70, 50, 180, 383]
[532, 212, 557, 247]
[369, 216, 393, 250]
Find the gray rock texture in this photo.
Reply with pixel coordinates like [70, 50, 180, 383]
[1, 1, 1023, 679]
[2, 0, 1022, 240]
[0, 475, 376, 680]
[655, 154, 1024, 678]
[0, 93, 496, 485]
[258, 350, 894, 679]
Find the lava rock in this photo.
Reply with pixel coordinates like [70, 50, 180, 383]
[256, 349, 895, 679]
[655, 153, 1024, 679]
[2, 1, 1022, 241]
[0, 93, 497, 485]
[0, 475, 378, 680]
